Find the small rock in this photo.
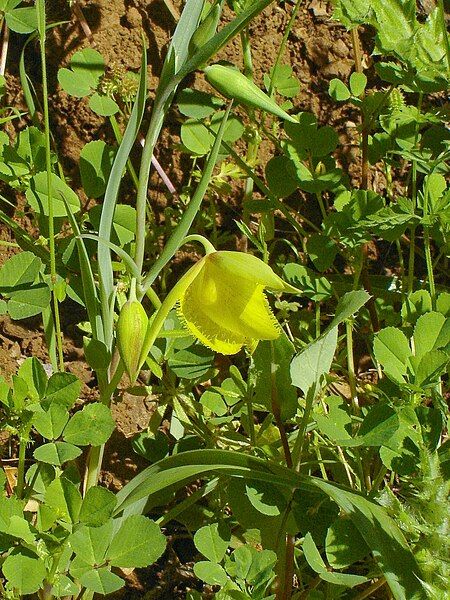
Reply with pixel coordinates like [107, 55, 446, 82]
[125, 6, 142, 28]
[323, 58, 354, 79]
[333, 39, 350, 59]
[309, 0, 328, 17]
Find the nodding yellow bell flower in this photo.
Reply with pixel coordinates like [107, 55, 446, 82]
[137, 249, 298, 373]
[178, 251, 295, 355]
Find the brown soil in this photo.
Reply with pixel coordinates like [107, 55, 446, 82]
[0, 0, 367, 597]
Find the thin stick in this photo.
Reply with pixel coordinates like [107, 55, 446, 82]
[139, 136, 177, 194]
[350, 27, 368, 190]
[0, 21, 9, 77]
[353, 577, 386, 600]
[71, 1, 96, 46]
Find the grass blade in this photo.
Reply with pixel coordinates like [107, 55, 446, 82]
[63, 199, 104, 343]
[98, 47, 147, 348]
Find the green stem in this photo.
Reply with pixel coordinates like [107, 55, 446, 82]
[182, 234, 216, 254]
[353, 577, 386, 600]
[146, 285, 162, 310]
[83, 362, 125, 493]
[109, 114, 140, 191]
[315, 191, 327, 221]
[270, 342, 292, 469]
[346, 320, 359, 414]
[423, 176, 436, 310]
[291, 387, 315, 470]
[268, 0, 303, 97]
[15, 435, 27, 499]
[395, 238, 405, 303]
[315, 303, 320, 338]
[246, 388, 256, 448]
[407, 227, 416, 295]
[269, 342, 294, 600]
[36, 0, 64, 371]
[138, 261, 203, 373]
[437, 0, 450, 78]
[240, 28, 253, 79]
[240, 26, 260, 241]
[368, 465, 388, 498]
[350, 26, 369, 190]
[134, 93, 167, 274]
[423, 228, 436, 309]
[407, 92, 423, 294]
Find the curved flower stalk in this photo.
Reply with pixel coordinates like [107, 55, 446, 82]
[136, 241, 298, 378]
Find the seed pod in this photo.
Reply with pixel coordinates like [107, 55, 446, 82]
[117, 299, 148, 382]
[204, 64, 297, 123]
[189, 4, 222, 57]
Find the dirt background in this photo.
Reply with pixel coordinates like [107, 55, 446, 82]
[0, 0, 381, 597]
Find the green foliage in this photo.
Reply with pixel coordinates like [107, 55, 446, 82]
[332, 0, 448, 90]
[0, 360, 165, 597]
[0, 0, 448, 597]
[0, 0, 37, 34]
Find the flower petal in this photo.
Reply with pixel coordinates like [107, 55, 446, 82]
[209, 251, 287, 290]
[179, 253, 281, 354]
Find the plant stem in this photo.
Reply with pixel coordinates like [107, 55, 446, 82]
[0, 239, 19, 247]
[36, 0, 64, 372]
[346, 320, 359, 413]
[369, 465, 388, 498]
[315, 191, 327, 220]
[353, 577, 386, 600]
[0, 20, 9, 76]
[315, 303, 320, 338]
[407, 227, 416, 295]
[182, 233, 216, 254]
[423, 227, 436, 308]
[134, 93, 168, 274]
[269, 341, 294, 600]
[395, 238, 405, 302]
[83, 361, 124, 493]
[110, 115, 140, 191]
[71, 1, 95, 45]
[407, 92, 423, 294]
[437, 0, 450, 78]
[350, 27, 369, 190]
[240, 26, 260, 251]
[240, 28, 253, 79]
[270, 344, 292, 469]
[268, 0, 303, 97]
[422, 176, 436, 310]
[15, 435, 27, 499]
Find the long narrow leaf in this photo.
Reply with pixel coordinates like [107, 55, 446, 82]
[314, 479, 426, 600]
[0, 208, 50, 263]
[63, 200, 103, 343]
[176, 0, 274, 80]
[159, 0, 204, 86]
[114, 449, 426, 600]
[98, 48, 147, 348]
[81, 234, 140, 280]
[114, 449, 302, 514]
[140, 103, 232, 292]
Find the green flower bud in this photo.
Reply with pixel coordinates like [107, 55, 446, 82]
[204, 64, 297, 123]
[189, 4, 222, 57]
[117, 298, 148, 382]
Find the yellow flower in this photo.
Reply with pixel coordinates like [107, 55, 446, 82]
[177, 251, 295, 354]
